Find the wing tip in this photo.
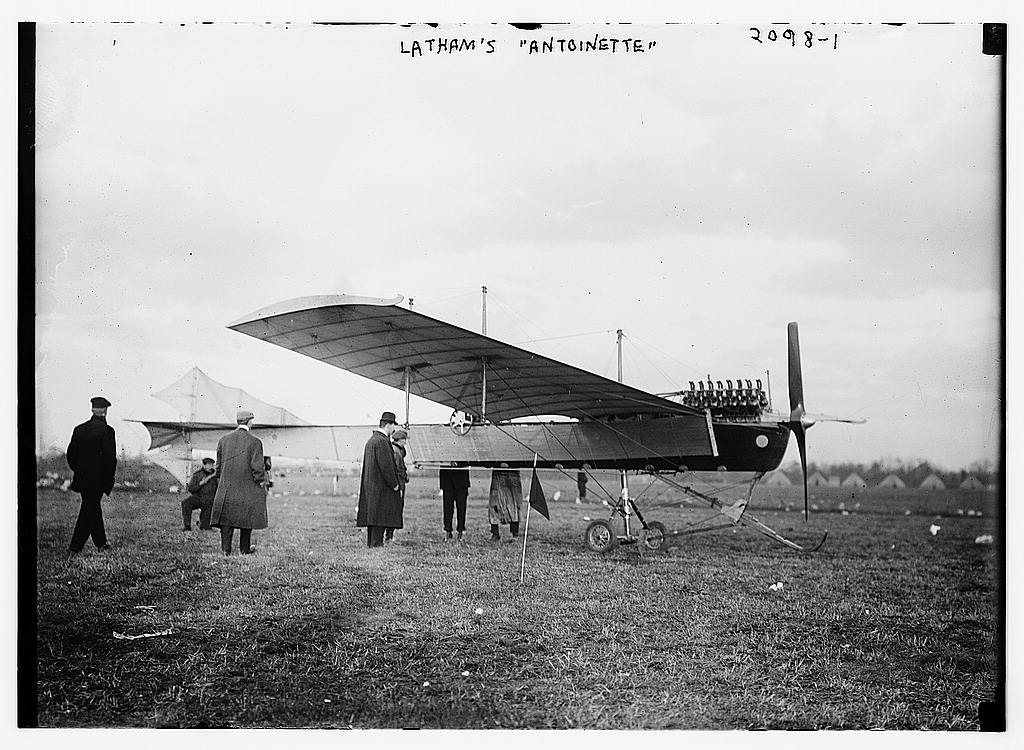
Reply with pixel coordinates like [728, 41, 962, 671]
[228, 293, 405, 329]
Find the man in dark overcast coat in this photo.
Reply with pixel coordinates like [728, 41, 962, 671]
[356, 411, 401, 548]
[210, 408, 268, 555]
[66, 396, 117, 554]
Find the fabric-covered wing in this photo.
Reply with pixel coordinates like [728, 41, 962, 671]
[228, 295, 704, 422]
[152, 367, 311, 426]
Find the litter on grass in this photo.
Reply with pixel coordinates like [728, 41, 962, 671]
[929, 524, 941, 536]
[768, 582, 784, 592]
[474, 607, 484, 615]
[113, 627, 175, 640]
[975, 534, 994, 545]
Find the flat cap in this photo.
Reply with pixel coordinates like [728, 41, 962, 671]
[392, 429, 408, 441]
[90, 396, 111, 408]
[236, 408, 255, 423]
[380, 411, 398, 425]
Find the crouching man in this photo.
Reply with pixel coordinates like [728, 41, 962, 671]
[182, 457, 218, 531]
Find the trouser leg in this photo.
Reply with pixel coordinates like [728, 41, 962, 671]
[181, 498, 193, 529]
[69, 492, 99, 551]
[90, 492, 108, 548]
[220, 526, 234, 555]
[510, 521, 520, 537]
[239, 528, 252, 553]
[490, 523, 500, 539]
[442, 491, 454, 532]
[384, 527, 394, 541]
[368, 526, 385, 547]
[198, 501, 212, 530]
[456, 491, 467, 532]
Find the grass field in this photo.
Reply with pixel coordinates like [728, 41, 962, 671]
[34, 470, 1000, 729]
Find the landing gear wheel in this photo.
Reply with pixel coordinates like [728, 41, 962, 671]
[584, 519, 619, 553]
[643, 520, 667, 551]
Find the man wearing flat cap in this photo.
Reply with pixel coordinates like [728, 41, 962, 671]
[65, 396, 117, 554]
[210, 408, 268, 555]
[356, 411, 401, 548]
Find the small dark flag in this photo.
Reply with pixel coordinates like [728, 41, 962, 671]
[528, 468, 549, 520]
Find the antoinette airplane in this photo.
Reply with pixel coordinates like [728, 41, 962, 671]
[135, 294, 862, 553]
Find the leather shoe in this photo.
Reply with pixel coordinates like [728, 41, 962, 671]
[241, 546, 257, 555]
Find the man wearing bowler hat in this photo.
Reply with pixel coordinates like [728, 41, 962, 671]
[356, 411, 401, 548]
[66, 396, 117, 554]
[210, 408, 268, 555]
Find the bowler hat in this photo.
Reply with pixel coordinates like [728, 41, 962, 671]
[90, 396, 111, 408]
[380, 411, 398, 425]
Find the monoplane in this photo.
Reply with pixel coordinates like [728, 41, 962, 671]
[137, 294, 862, 552]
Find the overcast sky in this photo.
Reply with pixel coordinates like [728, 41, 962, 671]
[33, 21, 1003, 471]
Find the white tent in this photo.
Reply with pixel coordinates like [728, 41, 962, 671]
[827, 475, 841, 487]
[763, 471, 792, 487]
[959, 475, 985, 490]
[841, 473, 867, 488]
[807, 471, 829, 487]
[877, 473, 906, 489]
[919, 473, 947, 490]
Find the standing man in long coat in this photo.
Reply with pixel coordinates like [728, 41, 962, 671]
[210, 408, 268, 556]
[356, 411, 401, 548]
[66, 396, 117, 554]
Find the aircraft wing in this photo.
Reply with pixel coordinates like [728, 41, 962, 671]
[228, 294, 704, 423]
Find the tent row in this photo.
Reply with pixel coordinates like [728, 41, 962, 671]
[762, 471, 990, 490]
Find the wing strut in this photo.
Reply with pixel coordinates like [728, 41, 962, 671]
[403, 366, 412, 426]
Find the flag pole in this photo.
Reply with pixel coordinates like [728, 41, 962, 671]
[519, 454, 538, 585]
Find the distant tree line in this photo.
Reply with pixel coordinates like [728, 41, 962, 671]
[778, 458, 996, 488]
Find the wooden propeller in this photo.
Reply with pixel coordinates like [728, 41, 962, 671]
[786, 322, 812, 521]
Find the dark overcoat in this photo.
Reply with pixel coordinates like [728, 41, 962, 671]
[210, 427, 268, 530]
[66, 415, 117, 495]
[356, 430, 402, 528]
[439, 467, 470, 493]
